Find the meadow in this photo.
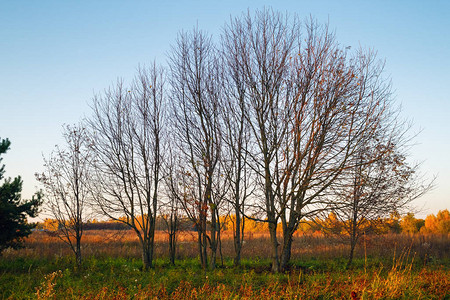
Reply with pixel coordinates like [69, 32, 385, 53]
[0, 230, 449, 299]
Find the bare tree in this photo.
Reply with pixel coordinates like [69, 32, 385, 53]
[329, 128, 433, 268]
[222, 9, 299, 273]
[273, 38, 396, 271]
[36, 124, 92, 268]
[223, 10, 398, 272]
[162, 148, 182, 265]
[220, 111, 252, 266]
[220, 37, 255, 266]
[87, 65, 165, 270]
[160, 198, 180, 266]
[168, 28, 224, 270]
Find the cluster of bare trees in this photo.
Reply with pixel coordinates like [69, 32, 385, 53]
[36, 9, 431, 272]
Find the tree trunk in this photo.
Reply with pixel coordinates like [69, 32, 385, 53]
[209, 208, 217, 271]
[169, 232, 176, 265]
[197, 230, 205, 269]
[347, 211, 358, 269]
[142, 224, 155, 270]
[233, 159, 243, 267]
[209, 247, 217, 271]
[280, 233, 293, 272]
[233, 223, 242, 267]
[197, 215, 208, 270]
[202, 231, 208, 269]
[346, 234, 357, 269]
[75, 236, 82, 268]
[168, 214, 178, 265]
[268, 220, 280, 273]
[168, 212, 178, 265]
[142, 246, 151, 270]
[218, 226, 224, 267]
[233, 192, 243, 267]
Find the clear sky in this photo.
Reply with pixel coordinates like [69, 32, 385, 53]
[1, 0, 448, 218]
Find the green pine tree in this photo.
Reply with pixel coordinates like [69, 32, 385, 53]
[0, 138, 42, 255]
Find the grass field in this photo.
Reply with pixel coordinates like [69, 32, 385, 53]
[1, 230, 449, 299]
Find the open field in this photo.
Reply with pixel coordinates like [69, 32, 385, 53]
[1, 231, 449, 299]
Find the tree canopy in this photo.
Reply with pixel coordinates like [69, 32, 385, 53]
[0, 138, 42, 255]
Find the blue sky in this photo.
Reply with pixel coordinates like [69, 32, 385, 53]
[1, 0, 448, 218]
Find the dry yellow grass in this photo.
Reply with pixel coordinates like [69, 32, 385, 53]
[7, 229, 449, 265]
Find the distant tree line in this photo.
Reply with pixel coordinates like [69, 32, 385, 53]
[38, 209, 449, 235]
[35, 9, 433, 272]
[402, 210, 450, 235]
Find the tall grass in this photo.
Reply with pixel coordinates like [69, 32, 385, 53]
[20, 255, 448, 299]
[1, 231, 448, 299]
[7, 230, 448, 264]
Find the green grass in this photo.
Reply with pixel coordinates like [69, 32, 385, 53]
[1, 255, 449, 299]
[1, 232, 449, 299]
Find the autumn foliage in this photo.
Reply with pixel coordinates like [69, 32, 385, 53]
[38, 209, 450, 236]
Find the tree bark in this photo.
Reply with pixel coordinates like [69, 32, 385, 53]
[346, 230, 358, 269]
[142, 245, 151, 270]
[268, 220, 280, 273]
[75, 236, 82, 268]
[233, 211, 242, 267]
[168, 214, 178, 265]
[209, 206, 217, 270]
[280, 233, 293, 271]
